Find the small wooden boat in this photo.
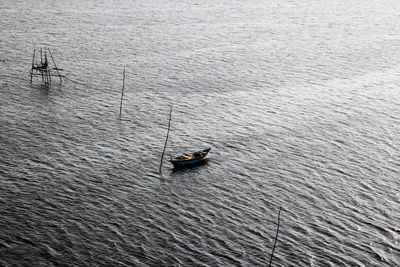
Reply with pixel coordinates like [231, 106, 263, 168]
[170, 148, 211, 168]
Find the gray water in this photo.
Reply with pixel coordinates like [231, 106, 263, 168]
[1, 0, 399, 266]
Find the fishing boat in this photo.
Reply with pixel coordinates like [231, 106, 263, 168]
[170, 148, 211, 168]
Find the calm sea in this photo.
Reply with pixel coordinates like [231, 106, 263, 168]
[1, 0, 399, 266]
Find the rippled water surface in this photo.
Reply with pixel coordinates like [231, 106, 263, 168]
[1, 0, 400, 266]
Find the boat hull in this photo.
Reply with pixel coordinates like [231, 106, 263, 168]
[170, 157, 208, 168]
[170, 148, 211, 168]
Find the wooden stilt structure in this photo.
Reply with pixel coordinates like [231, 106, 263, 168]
[47, 48, 62, 83]
[30, 48, 64, 85]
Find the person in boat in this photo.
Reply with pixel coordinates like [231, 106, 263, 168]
[193, 152, 201, 158]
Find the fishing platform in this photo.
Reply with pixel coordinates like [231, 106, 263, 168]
[30, 48, 64, 85]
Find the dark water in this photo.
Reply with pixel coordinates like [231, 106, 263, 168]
[1, 0, 399, 266]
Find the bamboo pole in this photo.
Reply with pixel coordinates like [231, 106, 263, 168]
[30, 49, 35, 83]
[40, 48, 43, 65]
[159, 107, 173, 173]
[119, 68, 125, 117]
[47, 48, 62, 83]
[44, 51, 49, 84]
[40, 48, 44, 82]
[269, 207, 282, 267]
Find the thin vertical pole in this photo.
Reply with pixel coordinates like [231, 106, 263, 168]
[269, 207, 282, 267]
[44, 51, 49, 85]
[47, 48, 62, 83]
[30, 49, 35, 83]
[40, 48, 44, 83]
[159, 107, 173, 174]
[119, 68, 125, 117]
